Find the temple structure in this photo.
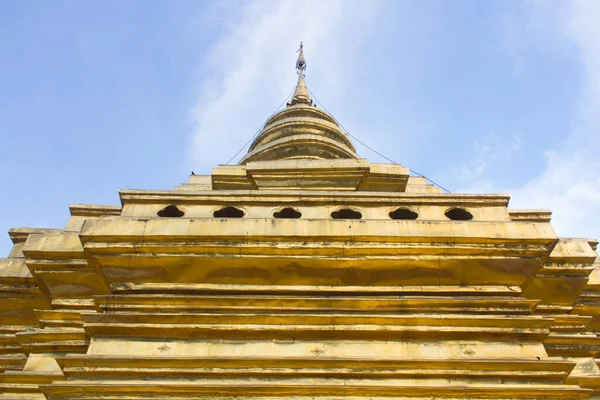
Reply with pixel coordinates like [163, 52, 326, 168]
[1, 44, 600, 399]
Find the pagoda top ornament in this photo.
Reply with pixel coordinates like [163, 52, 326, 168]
[239, 43, 358, 164]
[289, 41, 312, 106]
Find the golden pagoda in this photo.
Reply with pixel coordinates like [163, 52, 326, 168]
[1, 43, 599, 399]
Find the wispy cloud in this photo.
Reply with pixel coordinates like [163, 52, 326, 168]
[456, 132, 523, 195]
[508, 1, 600, 239]
[188, 0, 382, 170]
[188, 0, 599, 242]
[460, 133, 523, 182]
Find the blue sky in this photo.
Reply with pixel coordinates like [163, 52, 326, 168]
[1, 0, 599, 256]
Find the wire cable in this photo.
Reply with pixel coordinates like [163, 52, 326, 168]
[225, 89, 296, 165]
[307, 88, 452, 193]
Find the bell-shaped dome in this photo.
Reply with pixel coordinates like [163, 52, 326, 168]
[239, 103, 358, 164]
[239, 43, 358, 165]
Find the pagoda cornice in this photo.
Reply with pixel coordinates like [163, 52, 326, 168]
[509, 209, 553, 223]
[550, 315, 593, 333]
[74, 217, 557, 289]
[68, 204, 121, 217]
[0, 333, 25, 355]
[54, 354, 577, 381]
[0, 258, 50, 327]
[8, 228, 62, 245]
[108, 282, 525, 295]
[0, 354, 27, 372]
[80, 311, 554, 341]
[79, 218, 554, 255]
[13, 215, 561, 317]
[80, 216, 554, 241]
[40, 379, 592, 399]
[93, 293, 540, 315]
[544, 333, 600, 357]
[21, 231, 110, 301]
[119, 189, 510, 206]
[15, 328, 88, 355]
[34, 309, 84, 329]
[1, 371, 64, 399]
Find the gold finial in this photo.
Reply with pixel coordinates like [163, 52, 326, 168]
[296, 41, 306, 71]
[289, 42, 312, 106]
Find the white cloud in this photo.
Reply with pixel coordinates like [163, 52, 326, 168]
[188, 0, 599, 241]
[460, 133, 523, 182]
[189, 0, 383, 170]
[508, 1, 600, 239]
[456, 132, 523, 195]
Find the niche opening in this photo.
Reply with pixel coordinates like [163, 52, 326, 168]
[445, 208, 473, 221]
[389, 208, 418, 220]
[274, 207, 302, 219]
[214, 206, 245, 218]
[157, 205, 185, 218]
[331, 208, 362, 220]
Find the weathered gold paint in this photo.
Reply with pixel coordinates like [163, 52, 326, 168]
[0, 46, 599, 399]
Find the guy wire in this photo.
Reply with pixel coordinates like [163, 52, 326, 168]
[225, 88, 296, 165]
[307, 88, 452, 193]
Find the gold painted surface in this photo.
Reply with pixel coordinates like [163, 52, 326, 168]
[1, 47, 599, 398]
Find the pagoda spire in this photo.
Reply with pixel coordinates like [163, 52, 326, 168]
[289, 42, 312, 106]
[239, 41, 358, 164]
